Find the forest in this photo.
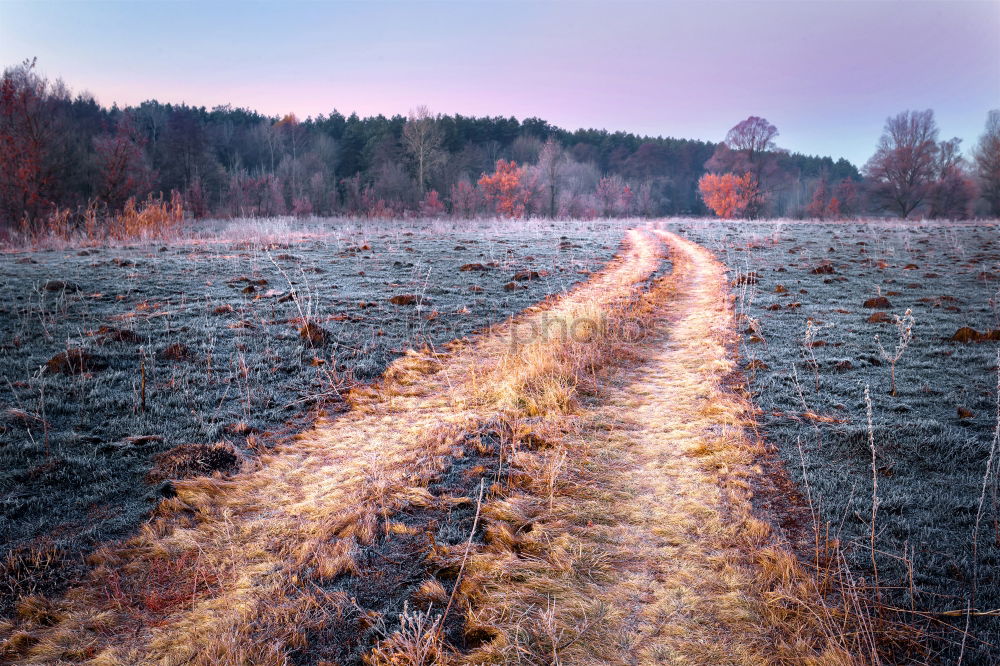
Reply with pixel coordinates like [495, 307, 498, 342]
[1, 58, 862, 229]
[2, 57, 997, 234]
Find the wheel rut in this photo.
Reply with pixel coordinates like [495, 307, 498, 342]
[4, 230, 852, 665]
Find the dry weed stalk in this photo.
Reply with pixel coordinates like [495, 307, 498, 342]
[961, 349, 1000, 661]
[865, 384, 881, 600]
[803, 319, 823, 391]
[874, 308, 914, 397]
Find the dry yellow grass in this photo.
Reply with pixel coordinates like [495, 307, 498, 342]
[2, 228, 894, 665]
[0, 231, 664, 664]
[457, 231, 871, 665]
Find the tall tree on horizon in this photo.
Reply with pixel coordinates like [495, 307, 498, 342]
[864, 109, 939, 219]
[724, 116, 779, 161]
[402, 106, 445, 195]
[537, 137, 565, 218]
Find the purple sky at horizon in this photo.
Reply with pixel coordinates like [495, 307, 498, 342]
[1, 0, 998, 168]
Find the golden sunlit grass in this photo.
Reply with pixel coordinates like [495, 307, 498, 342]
[15, 192, 185, 247]
[1, 227, 901, 665]
[456, 231, 892, 665]
[0, 232, 662, 664]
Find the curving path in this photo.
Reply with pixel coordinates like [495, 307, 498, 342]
[6, 229, 852, 665]
[462, 229, 851, 665]
[10, 231, 667, 664]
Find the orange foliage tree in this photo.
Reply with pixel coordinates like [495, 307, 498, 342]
[478, 159, 531, 218]
[698, 172, 758, 219]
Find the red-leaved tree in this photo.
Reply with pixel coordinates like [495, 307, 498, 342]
[806, 176, 830, 219]
[698, 172, 758, 219]
[0, 58, 61, 227]
[420, 189, 445, 217]
[479, 159, 531, 218]
[704, 116, 782, 217]
[832, 179, 859, 217]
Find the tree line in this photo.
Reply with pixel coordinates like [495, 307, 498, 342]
[697, 111, 999, 220]
[4, 58, 994, 229]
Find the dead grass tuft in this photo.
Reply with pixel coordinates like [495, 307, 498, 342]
[365, 603, 450, 666]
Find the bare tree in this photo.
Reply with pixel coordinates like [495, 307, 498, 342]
[724, 116, 779, 162]
[864, 109, 939, 219]
[929, 137, 976, 219]
[253, 121, 281, 174]
[402, 106, 444, 194]
[537, 138, 565, 218]
[509, 134, 543, 165]
[973, 109, 1000, 216]
[276, 113, 303, 199]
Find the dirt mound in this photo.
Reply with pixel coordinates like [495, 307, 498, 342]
[863, 296, 892, 309]
[46, 349, 104, 375]
[388, 294, 430, 305]
[147, 442, 240, 482]
[95, 326, 141, 344]
[299, 321, 330, 345]
[42, 280, 81, 292]
[158, 342, 193, 361]
[949, 327, 1000, 343]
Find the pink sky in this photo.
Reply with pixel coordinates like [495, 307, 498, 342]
[2, 0, 998, 166]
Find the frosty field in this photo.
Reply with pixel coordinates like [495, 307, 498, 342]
[0, 219, 618, 615]
[679, 219, 1000, 663]
[1, 218, 999, 664]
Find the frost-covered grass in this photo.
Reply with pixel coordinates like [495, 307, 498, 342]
[676, 218, 1000, 664]
[0, 217, 622, 615]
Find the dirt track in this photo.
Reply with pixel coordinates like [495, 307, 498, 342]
[4, 230, 855, 665]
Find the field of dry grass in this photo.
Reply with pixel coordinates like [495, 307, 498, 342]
[4, 217, 995, 664]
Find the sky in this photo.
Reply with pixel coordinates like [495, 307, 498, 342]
[1, 0, 998, 168]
